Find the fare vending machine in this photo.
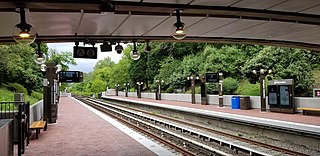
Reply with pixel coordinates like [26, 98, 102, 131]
[268, 79, 295, 113]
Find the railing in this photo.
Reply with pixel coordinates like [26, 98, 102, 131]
[0, 101, 30, 156]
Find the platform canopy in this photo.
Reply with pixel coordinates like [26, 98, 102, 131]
[0, 0, 320, 50]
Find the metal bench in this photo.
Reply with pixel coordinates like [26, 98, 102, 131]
[29, 120, 46, 139]
[297, 108, 320, 116]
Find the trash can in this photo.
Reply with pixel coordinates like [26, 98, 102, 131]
[231, 96, 240, 109]
[240, 96, 251, 110]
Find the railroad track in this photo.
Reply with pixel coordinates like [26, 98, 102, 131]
[77, 97, 308, 156]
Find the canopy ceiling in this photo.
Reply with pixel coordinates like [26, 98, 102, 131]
[0, 0, 320, 50]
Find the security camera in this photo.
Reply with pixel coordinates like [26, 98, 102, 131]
[115, 44, 123, 54]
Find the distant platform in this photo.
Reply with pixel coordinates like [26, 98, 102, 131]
[102, 96, 320, 135]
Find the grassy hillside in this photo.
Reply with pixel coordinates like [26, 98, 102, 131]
[0, 87, 41, 105]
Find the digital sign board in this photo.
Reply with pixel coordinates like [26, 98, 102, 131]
[73, 46, 97, 59]
[205, 73, 219, 83]
[59, 71, 83, 83]
[313, 89, 320, 98]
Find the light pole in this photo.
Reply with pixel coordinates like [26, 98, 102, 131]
[253, 69, 272, 111]
[136, 81, 143, 98]
[218, 73, 224, 107]
[187, 75, 199, 104]
[124, 83, 129, 97]
[115, 84, 119, 96]
[155, 80, 164, 100]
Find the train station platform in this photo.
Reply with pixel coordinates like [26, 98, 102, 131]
[24, 97, 174, 156]
[102, 96, 320, 135]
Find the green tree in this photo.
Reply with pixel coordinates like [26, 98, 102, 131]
[46, 49, 77, 70]
[242, 46, 315, 96]
[0, 44, 43, 93]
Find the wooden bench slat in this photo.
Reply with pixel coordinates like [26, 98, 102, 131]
[297, 108, 320, 111]
[30, 121, 46, 129]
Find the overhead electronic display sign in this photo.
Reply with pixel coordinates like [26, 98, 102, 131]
[59, 71, 83, 83]
[205, 73, 219, 83]
[73, 46, 97, 59]
[313, 89, 320, 98]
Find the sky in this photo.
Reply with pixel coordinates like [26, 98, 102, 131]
[47, 42, 126, 73]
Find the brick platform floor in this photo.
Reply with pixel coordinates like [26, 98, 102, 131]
[24, 97, 156, 156]
[109, 96, 320, 126]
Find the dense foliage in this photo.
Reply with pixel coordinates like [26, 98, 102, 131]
[70, 42, 320, 96]
[0, 43, 76, 98]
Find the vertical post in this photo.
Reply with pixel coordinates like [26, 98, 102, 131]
[115, 84, 119, 96]
[260, 74, 266, 111]
[158, 81, 162, 100]
[191, 76, 196, 104]
[124, 83, 128, 97]
[200, 81, 207, 105]
[218, 73, 224, 107]
[155, 80, 159, 100]
[137, 82, 142, 98]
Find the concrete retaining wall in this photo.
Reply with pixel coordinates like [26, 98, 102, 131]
[108, 91, 320, 111]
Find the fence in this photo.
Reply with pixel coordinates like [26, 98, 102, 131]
[0, 101, 30, 156]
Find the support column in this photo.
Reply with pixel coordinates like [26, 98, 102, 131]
[44, 63, 57, 123]
[260, 74, 266, 111]
[125, 83, 128, 97]
[218, 73, 224, 107]
[191, 77, 196, 104]
[200, 82, 208, 105]
[158, 81, 162, 100]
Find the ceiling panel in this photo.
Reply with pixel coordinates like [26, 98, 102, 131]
[228, 21, 302, 39]
[272, 26, 320, 41]
[78, 13, 128, 35]
[231, 0, 287, 10]
[112, 15, 168, 36]
[268, 0, 320, 13]
[190, 0, 240, 6]
[201, 19, 266, 37]
[143, 0, 193, 4]
[258, 23, 315, 39]
[143, 16, 204, 36]
[187, 17, 237, 36]
[299, 5, 320, 15]
[30, 12, 81, 36]
[111, 0, 140, 2]
[0, 12, 20, 37]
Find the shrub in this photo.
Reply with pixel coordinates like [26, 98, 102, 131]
[236, 80, 260, 96]
[185, 86, 201, 94]
[206, 78, 238, 95]
[223, 77, 239, 95]
[31, 91, 43, 100]
[206, 83, 218, 94]
[7, 83, 28, 95]
[165, 86, 174, 93]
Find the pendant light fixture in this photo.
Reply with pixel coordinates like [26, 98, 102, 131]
[33, 42, 47, 64]
[171, 9, 187, 40]
[130, 41, 141, 60]
[13, 7, 36, 44]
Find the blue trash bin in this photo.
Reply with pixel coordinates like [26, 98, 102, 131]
[231, 96, 240, 109]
